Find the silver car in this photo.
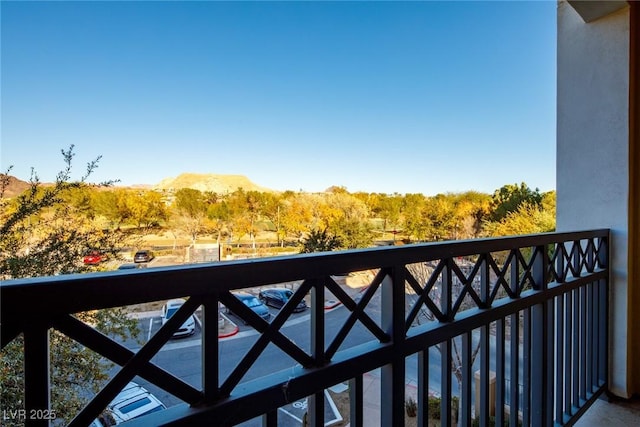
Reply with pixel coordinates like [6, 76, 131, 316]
[161, 298, 196, 337]
[92, 382, 165, 426]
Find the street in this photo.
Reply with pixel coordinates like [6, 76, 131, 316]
[110, 283, 524, 425]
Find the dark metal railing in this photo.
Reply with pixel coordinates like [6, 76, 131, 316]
[0, 230, 609, 426]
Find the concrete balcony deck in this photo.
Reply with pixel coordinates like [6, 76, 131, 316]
[574, 396, 640, 426]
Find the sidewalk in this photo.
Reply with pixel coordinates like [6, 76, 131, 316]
[338, 371, 427, 427]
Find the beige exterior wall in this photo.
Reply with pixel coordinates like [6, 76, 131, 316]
[556, 1, 631, 397]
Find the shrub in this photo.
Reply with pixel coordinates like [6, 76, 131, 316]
[405, 396, 417, 417]
[428, 396, 459, 421]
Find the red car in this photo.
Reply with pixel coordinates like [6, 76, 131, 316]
[83, 251, 106, 265]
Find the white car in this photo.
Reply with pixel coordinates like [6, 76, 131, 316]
[92, 382, 166, 426]
[161, 298, 196, 338]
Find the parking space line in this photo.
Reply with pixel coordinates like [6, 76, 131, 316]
[148, 318, 153, 342]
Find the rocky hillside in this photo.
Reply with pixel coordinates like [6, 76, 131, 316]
[154, 173, 271, 194]
[0, 175, 30, 197]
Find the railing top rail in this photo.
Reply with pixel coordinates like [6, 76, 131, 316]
[1, 229, 608, 322]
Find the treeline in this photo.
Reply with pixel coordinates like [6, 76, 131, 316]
[13, 181, 555, 250]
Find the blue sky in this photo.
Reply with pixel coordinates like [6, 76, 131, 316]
[1, 1, 556, 195]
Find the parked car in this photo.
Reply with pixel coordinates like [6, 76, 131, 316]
[84, 250, 107, 265]
[91, 382, 166, 426]
[161, 298, 196, 338]
[228, 292, 271, 323]
[133, 250, 154, 263]
[258, 288, 308, 312]
[117, 263, 146, 270]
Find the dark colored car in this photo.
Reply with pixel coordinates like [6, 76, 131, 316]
[134, 250, 154, 263]
[228, 292, 271, 323]
[84, 251, 106, 265]
[258, 288, 308, 312]
[117, 263, 147, 270]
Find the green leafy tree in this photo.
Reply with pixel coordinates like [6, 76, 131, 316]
[489, 182, 542, 222]
[0, 146, 138, 425]
[333, 217, 374, 249]
[300, 228, 342, 253]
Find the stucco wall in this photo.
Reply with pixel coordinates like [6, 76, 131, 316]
[557, 1, 630, 397]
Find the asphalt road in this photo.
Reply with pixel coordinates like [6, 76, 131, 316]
[111, 285, 523, 426]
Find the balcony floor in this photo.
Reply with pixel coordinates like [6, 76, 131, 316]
[574, 395, 640, 426]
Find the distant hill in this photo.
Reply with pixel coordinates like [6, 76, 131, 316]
[154, 173, 271, 194]
[0, 175, 30, 197]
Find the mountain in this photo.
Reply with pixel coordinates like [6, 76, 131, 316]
[1, 175, 31, 197]
[154, 173, 271, 194]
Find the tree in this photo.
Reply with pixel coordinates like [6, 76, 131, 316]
[280, 194, 314, 242]
[206, 200, 232, 243]
[171, 188, 208, 244]
[299, 228, 342, 253]
[489, 182, 542, 222]
[332, 217, 374, 249]
[451, 191, 492, 239]
[485, 201, 556, 237]
[401, 193, 429, 242]
[128, 190, 167, 229]
[0, 146, 138, 425]
[259, 192, 285, 246]
[374, 193, 403, 237]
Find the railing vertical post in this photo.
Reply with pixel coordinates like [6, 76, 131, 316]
[598, 277, 608, 387]
[598, 234, 609, 388]
[202, 294, 219, 403]
[23, 323, 50, 427]
[586, 280, 594, 393]
[310, 278, 326, 427]
[349, 375, 363, 427]
[308, 391, 324, 427]
[441, 339, 453, 427]
[509, 252, 521, 426]
[262, 410, 277, 427]
[565, 291, 573, 417]
[441, 260, 453, 426]
[555, 291, 565, 422]
[311, 277, 325, 364]
[479, 255, 490, 427]
[530, 244, 552, 427]
[417, 349, 430, 427]
[495, 318, 506, 427]
[381, 267, 405, 427]
[523, 307, 531, 427]
[460, 332, 472, 426]
[572, 288, 580, 411]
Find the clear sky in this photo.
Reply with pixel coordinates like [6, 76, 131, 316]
[1, 0, 556, 196]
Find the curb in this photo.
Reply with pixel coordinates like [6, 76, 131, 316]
[324, 300, 342, 310]
[218, 325, 239, 338]
[218, 312, 239, 338]
[130, 310, 240, 339]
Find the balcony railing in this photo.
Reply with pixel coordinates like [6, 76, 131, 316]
[1, 229, 609, 426]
